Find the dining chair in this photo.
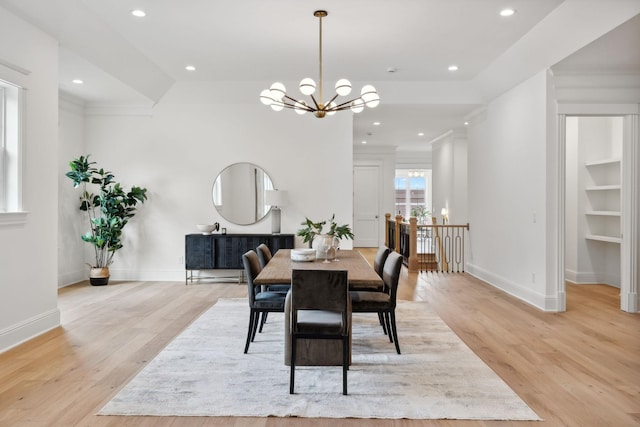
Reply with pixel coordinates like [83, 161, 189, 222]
[366, 246, 390, 333]
[350, 251, 403, 354]
[256, 244, 289, 292]
[289, 269, 350, 395]
[242, 250, 286, 354]
[255, 243, 289, 332]
[373, 246, 390, 279]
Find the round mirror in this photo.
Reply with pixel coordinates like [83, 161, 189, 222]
[212, 162, 274, 225]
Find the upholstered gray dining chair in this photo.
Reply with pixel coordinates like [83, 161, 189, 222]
[350, 251, 403, 354]
[242, 250, 286, 354]
[373, 246, 390, 279]
[369, 246, 391, 332]
[289, 269, 350, 395]
[256, 244, 289, 294]
[255, 243, 289, 332]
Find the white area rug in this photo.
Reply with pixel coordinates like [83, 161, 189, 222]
[99, 298, 540, 420]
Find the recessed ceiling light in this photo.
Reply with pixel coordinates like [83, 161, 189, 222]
[131, 9, 146, 17]
[499, 8, 516, 17]
[387, 67, 397, 73]
[72, 79, 83, 84]
[448, 65, 459, 71]
[464, 121, 469, 126]
[361, 140, 367, 144]
[373, 121, 381, 126]
[185, 65, 196, 71]
[418, 132, 425, 136]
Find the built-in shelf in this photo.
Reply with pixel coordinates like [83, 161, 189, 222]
[585, 185, 621, 191]
[583, 157, 622, 244]
[585, 210, 621, 217]
[585, 158, 621, 167]
[585, 234, 622, 244]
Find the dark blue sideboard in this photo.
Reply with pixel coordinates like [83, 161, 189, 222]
[185, 233, 294, 284]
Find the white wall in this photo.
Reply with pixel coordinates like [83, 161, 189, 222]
[58, 82, 353, 282]
[0, 7, 60, 352]
[58, 94, 87, 286]
[467, 71, 552, 309]
[432, 131, 468, 225]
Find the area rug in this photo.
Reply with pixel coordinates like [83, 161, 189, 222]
[98, 298, 540, 420]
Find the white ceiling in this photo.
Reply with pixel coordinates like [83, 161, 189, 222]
[1, 0, 639, 153]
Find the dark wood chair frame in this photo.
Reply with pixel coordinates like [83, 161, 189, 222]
[289, 269, 350, 395]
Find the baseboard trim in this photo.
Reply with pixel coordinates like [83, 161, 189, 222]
[466, 263, 557, 311]
[0, 308, 61, 354]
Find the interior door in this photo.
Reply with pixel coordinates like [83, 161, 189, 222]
[353, 165, 381, 247]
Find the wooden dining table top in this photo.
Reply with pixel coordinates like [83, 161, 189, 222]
[254, 249, 383, 290]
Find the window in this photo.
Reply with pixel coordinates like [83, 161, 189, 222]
[0, 79, 26, 224]
[394, 169, 432, 220]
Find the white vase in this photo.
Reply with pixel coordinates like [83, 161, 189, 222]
[312, 234, 334, 260]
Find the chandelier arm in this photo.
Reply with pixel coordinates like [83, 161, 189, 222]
[329, 96, 363, 110]
[324, 93, 340, 109]
[282, 95, 315, 112]
[332, 104, 359, 112]
[309, 94, 322, 110]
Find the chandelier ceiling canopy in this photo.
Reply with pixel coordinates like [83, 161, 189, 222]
[260, 10, 380, 119]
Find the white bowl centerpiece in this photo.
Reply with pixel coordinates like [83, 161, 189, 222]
[196, 224, 218, 235]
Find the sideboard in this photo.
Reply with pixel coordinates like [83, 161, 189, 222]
[185, 233, 295, 284]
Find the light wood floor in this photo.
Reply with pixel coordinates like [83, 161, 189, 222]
[1, 248, 639, 427]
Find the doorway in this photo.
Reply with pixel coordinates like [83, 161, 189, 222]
[353, 164, 381, 247]
[559, 112, 639, 313]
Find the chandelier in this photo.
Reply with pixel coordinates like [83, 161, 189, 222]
[259, 10, 380, 118]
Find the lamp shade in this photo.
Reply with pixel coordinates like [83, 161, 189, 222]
[265, 190, 288, 207]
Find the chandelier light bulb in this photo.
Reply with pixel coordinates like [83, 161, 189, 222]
[326, 102, 338, 116]
[260, 89, 274, 106]
[361, 85, 380, 108]
[270, 100, 285, 111]
[350, 98, 364, 113]
[299, 78, 316, 95]
[335, 79, 352, 96]
[269, 82, 286, 100]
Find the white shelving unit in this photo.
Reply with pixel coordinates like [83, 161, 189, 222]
[584, 158, 621, 244]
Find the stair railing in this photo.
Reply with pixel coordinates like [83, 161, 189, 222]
[385, 213, 469, 273]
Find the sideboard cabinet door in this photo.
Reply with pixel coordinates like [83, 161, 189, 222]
[185, 234, 215, 269]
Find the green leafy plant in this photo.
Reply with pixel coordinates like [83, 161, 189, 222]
[296, 213, 354, 244]
[66, 155, 148, 268]
[410, 206, 431, 222]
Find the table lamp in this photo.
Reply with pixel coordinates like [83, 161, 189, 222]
[265, 190, 288, 234]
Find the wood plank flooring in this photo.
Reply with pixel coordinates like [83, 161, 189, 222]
[1, 248, 638, 426]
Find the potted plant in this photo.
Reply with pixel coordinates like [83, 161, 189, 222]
[410, 206, 431, 224]
[65, 155, 148, 285]
[296, 214, 354, 259]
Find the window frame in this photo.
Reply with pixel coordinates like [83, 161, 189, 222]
[0, 78, 28, 225]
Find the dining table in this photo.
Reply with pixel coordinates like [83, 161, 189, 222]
[254, 248, 384, 366]
[254, 248, 383, 290]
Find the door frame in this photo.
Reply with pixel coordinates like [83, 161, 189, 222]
[557, 104, 639, 313]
